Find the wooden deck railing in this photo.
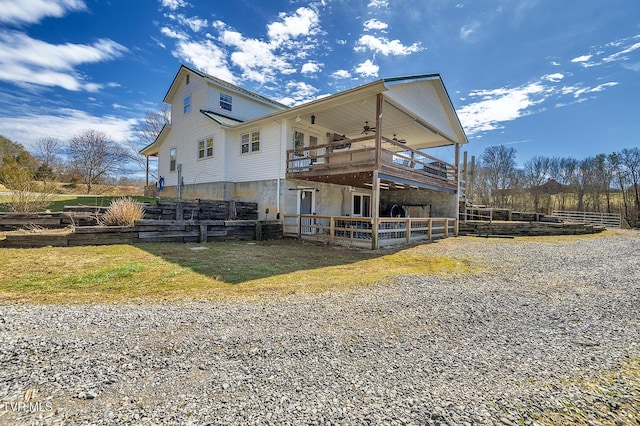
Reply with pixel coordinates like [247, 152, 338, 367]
[286, 135, 457, 190]
[283, 214, 458, 249]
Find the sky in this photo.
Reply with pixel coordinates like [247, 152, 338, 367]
[0, 0, 638, 167]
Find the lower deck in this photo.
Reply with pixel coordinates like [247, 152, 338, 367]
[283, 214, 458, 249]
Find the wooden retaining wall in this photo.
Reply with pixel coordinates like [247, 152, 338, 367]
[458, 220, 605, 237]
[143, 200, 258, 221]
[0, 220, 282, 248]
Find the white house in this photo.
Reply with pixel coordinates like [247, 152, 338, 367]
[141, 65, 469, 248]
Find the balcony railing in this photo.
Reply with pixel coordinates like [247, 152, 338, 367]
[283, 214, 458, 249]
[286, 135, 457, 190]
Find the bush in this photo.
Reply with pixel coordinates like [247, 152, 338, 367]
[0, 163, 54, 212]
[100, 197, 145, 226]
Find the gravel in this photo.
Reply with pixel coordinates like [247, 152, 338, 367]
[1, 232, 639, 425]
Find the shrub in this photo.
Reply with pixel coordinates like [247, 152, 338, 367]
[0, 163, 54, 212]
[100, 197, 145, 226]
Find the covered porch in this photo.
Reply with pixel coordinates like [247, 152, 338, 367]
[281, 76, 466, 249]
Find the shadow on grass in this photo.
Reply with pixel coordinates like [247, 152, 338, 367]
[137, 238, 403, 285]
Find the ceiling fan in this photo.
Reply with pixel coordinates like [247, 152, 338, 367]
[393, 134, 407, 144]
[361, 121, 376, 134]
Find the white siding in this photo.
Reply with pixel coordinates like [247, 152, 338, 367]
[386, 82, 457, 140]
[233, 122, 283, 182]
[205, 87, 281, 121]
[161, 72, 227, 188]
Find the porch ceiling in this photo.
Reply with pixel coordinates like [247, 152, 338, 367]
[293, 95, 455, 150]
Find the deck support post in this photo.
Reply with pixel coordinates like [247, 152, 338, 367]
[372, 170, 380, 250]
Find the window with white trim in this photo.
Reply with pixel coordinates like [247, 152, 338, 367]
[198, 137, 214, 159]
[352, 194, 371, 217]
[183, 95, 191, 113]
[220, 93, 232, 111]
[169, 147, 177, 172]
[241, 131, 260, 154]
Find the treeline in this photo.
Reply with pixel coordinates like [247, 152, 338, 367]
[466, 145, 640, 227]
[0, 107, 168, 202]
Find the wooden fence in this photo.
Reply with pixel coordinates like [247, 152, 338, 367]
[551, 210, 621, 228]
[283, 215, 456, 249]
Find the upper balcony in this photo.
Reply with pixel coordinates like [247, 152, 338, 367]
[286, 133, 458, 193]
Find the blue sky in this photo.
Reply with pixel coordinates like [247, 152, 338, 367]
[0, 0, 638, 166]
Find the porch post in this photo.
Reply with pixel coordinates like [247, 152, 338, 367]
[372, 92, 383, 250]
[371, 170, 380, 250]
[374, 93, 383, 166]
[145, 155, 150, 186]
[455, 143, 461, 231]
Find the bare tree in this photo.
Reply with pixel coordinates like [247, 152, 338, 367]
[68, 129, 128, 194]
[480, 145, 517, 207]
[524, 156, 551, 212]
[124, 106, 171, 183]
[32, 137, 63, 183]
[620, 148, 640, 214]
[609, 152, 630, 222]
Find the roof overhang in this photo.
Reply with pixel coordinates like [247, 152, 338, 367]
[139, 124, 170, 156]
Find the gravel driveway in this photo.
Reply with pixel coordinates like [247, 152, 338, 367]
[1, 232, 639, 425]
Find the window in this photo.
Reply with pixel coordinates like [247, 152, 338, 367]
[183, 95, 191, 113]
[294, 131, 304, 149]
[186, 74, 189, 84]
[169, 147, 177, 172]
[353, 194, 371, 217]
[198, 137, 214, 159]
[220, 93, 232, 111]
[241, 131, 260, 154]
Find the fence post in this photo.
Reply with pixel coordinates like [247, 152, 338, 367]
[428, 218, 432, 241]
[406, 219, 411, 244]
[329, 217, 335, 245]
[444, 219, 449, 238]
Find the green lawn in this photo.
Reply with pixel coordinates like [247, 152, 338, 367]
[0, 194, 157, 212]
[0, 239, 479, 304]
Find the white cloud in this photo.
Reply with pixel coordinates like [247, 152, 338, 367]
[550, 61, 560, 66]
[301, 61, 321, 74]
[457, 82, 549, 135]
[332, 69, 352, 79]
[160, 26, 188, 41]
[267, 7, 320, 47]
[367, 0, 388, 8]
[165, 14, 209, 32]
[0, 0, 86, 25]
[355, 35, 422, 56]
[603, 41, 640, 63]
[164, 7, 321, 84]
[0, 108, 137, 149]
[542, 73, 564, 82]
[571, 54, 592, 63]
[568, 82, 619, 98]
[355, 59, 379, 77]
[220, 28, 293, 83]
[160, 0, 188, 11]
[363, 19, 388, 31]
[172, 39, 236, 83]
[460, 22, 480, 41]
[0, 31, 127, 91]
[278, 81, 320, 106]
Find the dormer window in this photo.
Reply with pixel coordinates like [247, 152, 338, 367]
[220, 93, 232, 111]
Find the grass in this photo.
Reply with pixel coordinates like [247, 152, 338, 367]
[0, 239, 479, 304]
[0, 194, 157, 212]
